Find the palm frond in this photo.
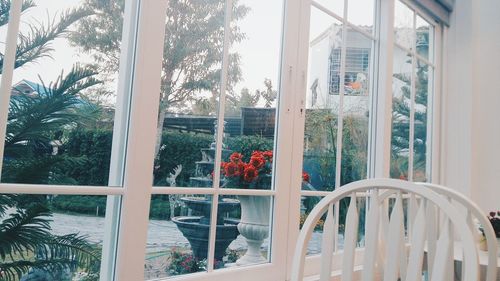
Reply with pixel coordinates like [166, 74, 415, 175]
[0, 204, 52, 261]
[5, 65, 101, 157]
[0, 0, 35, 27]
[0, 6, 93, 72]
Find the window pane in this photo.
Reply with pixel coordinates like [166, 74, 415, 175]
[416, 15, 433, 61]
[413, 60, 432, 182]
[299, 195, 366, 256]
[0, 194, 109, 280]
[219, 0, 283, 190]
[213, 195, 272, 268]
[2, 0, 125, 186]
[145, 194, 213, 279]
[303, 7, 343, 191]
[300, 196, 325, 256]
[152, 0, 226, 188]
[391, 48, 413, 180]
[314, 0, 344, 18]
[347, 0, 375, 29]
[341, 30, 372, 185]
[394, 0, 414, 50]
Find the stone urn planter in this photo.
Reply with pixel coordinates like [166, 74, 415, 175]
[236, 195, 271, 265]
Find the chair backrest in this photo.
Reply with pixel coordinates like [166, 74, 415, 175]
[419, 183, 498, 281]
[291, 178, 479, 281]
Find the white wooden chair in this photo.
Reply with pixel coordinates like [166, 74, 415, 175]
[419, 183, 498, 281]
[291, 178, 479, 281]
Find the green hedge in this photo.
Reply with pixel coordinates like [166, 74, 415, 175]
[57, 130, 273, 218]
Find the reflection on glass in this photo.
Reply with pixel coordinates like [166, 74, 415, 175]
[145, 195, 213, 279]
[394, 0, 414, 50]
[1, 1, 124, 186]
[413, 60, 431, 182]
[391, 48, 413, 179]
[303, 7, 343, 191]
[347, 0, 374, 28]
[215, 195, 272, 268]
[0, 194, 106, 280]
[416, 15, 433, 61]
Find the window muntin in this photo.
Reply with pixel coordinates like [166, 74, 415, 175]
[0, 0, 443, 280]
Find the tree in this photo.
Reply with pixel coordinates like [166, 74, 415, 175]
[70, 0, 249, 155]
[391, 58, 429, 179]
[0, 1, 102, 279]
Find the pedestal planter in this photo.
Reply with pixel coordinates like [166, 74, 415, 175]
[236, 195, 271, 265]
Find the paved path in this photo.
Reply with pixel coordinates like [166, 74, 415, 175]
[49, 212, 328, 254]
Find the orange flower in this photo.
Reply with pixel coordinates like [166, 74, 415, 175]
[243, 165, 258, 183]
[230, 152, 243, 163]
[224, 162, 240, 177]
[263, 150, 273, 160]
[249, 154, 265, 169]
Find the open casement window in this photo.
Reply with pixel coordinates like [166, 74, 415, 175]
[287, 0, 442, 278]
[0, 0, 442, 281]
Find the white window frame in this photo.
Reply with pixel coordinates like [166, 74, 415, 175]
[0, 0, 444, 281]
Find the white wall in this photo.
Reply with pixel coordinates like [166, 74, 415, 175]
[444, 0, 500, 212]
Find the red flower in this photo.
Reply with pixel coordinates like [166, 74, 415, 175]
[243, 165, 258, 183]
[251, 150, 263, 157]
[263, 150, 273, 160]
[224, 162, 240, 177]
[238, 162, 246, 175]
[249, 155, 265, 169]
[302, 172, 310, 182]
[490, 211, 496, 218]
[230, 152, 243, 163]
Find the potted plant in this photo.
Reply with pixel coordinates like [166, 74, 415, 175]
[220, 151, 310, 265]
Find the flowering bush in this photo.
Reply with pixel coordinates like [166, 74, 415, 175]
[220, 151, 310, 189]
[167, 249, 236, 275]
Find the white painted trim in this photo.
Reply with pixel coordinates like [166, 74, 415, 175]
[113, 1, 168, 280]
[373, 0, 395, 178]
[100, 0, 141, 278]
[0, 184, 124, 195]
[0, 0, 22, 180]
[206, 0, 233, 270]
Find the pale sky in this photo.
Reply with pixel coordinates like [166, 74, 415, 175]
[0, 0, 376, 106]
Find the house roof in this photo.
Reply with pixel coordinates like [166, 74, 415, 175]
[11, 79, 48, 96]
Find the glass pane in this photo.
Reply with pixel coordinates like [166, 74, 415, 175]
[152, 0, 227, 188]
[391, 48, 412, 179]
[214, 195, 272, 268]
[394, 0, 414, 50]
[314, 0, 344, 19]
[341, 30, 372, 185]
[416, 15, 433, 61]
[347, 0, 374, 30]
[413, 60, 432, 182]
[300, 196, 325, 256]
[2, 0, 125, 186]
[217, 0, 283, 190]
[0, 194, 108, 280]
[302, 7, 343, 191]
[145, 194, 213, 279]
